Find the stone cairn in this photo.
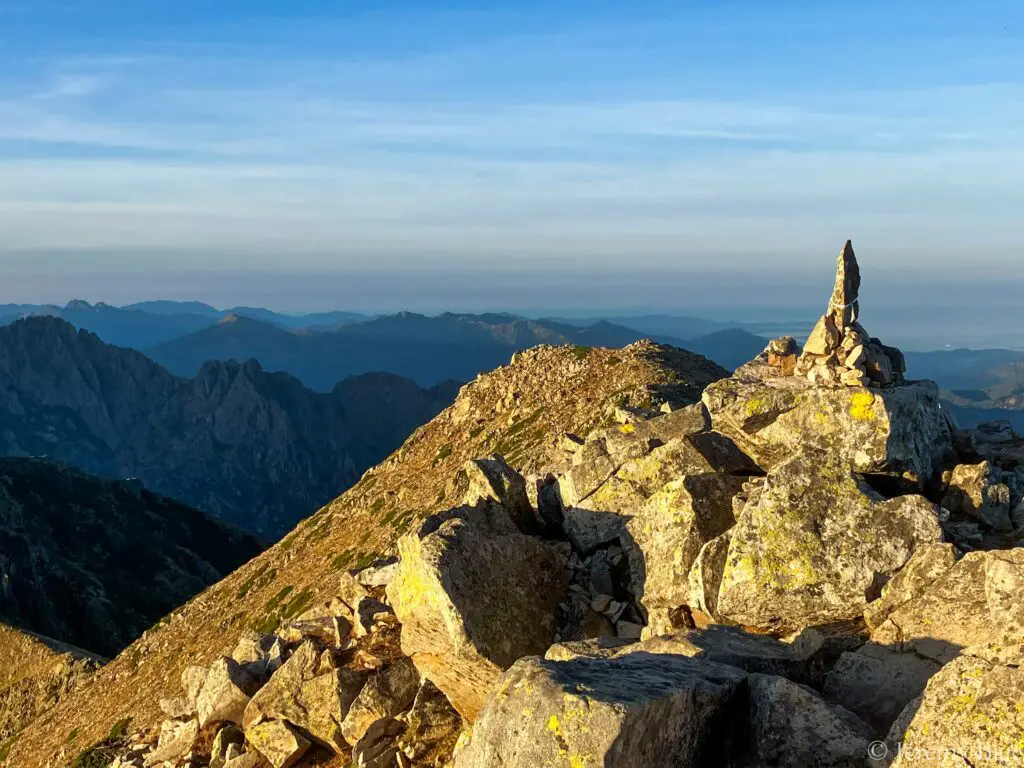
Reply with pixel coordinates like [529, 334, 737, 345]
[771, 240, 906, 387]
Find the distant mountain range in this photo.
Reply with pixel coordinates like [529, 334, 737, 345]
[0, 456, 264, 657]
[4, 298, 1022, 426]
[144, 311, 769, 389]
[0, 300, 367, 349]
[0, 317, 457, 537]
[902, 349, 1024, 429]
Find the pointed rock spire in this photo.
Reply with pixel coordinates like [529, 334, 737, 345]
[803, 240, 861, 357]
[828, 240, 861, 327]
[790, 240, 905, 387]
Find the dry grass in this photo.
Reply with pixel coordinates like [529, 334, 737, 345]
[6, 341, 725, 768]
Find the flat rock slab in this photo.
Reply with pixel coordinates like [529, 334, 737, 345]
[453, 653, 748, 767]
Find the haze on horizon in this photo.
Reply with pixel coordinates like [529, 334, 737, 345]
[1, 1, 1022, 313]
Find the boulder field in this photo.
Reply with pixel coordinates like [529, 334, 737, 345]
[82, 243, 1024, 768]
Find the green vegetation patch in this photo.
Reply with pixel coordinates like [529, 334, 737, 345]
[68, 718, 131, 768]
[252, 614, 281, 635]
[107, 719, 131, 741]
[235, 563, 277, 601]
[332, 550, 355, 571]
[264, 585, 294, 613]
[432, 444, 453, 466]
[282, 587, 314, 619]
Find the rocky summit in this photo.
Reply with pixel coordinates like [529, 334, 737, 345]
[8, 241, 1024, 768]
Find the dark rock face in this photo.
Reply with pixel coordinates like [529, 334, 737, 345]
[0, 457, 264, 656]
[0, 317, 456, 537]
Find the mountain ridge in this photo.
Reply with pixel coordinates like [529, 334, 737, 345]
[0, 316, 456, 537]
[3, 340, 729, 767]
[145, 311, 764, 390]
[0, 457, 264, 657]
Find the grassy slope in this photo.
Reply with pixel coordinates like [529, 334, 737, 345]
[7, 341, 726, 768]
[0, 626, 97, 752]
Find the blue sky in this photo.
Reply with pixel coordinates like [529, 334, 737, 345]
[0, 1, 1022, 311]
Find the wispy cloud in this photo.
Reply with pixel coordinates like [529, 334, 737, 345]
[0, 4, 1022, 279]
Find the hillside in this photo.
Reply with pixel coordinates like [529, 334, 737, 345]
[0, 457, 264, 657]
[0, 625, 99, 749]
[40, 240, 1024, 768]
[123, 301, 366, 330]
[683, 327, 768, 371]
[0, 317, 456, 537]
[4, 340, 728, 768]
[544, 313, 729, 340]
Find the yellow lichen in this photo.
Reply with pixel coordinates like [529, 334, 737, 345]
[743, 397, 771, 418]
[547, 714, 562, 737]
[849, 391, 877, 421]
[618, 424, 636, 434]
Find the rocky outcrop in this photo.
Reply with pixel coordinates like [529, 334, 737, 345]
[703, 374, 953, 482]
[340, 657, 419, 744]
[862, 543, 958, 631]
[98, 572, 464, 768]
[454, 653, 873, 768]
[941, 460, 1021, 532]
[386, 506, 566, 720]
[745, 673, 872, 767]
[713, 454, 943, 631]
[870, 549, 1024, 664]
[247, 720, 310, 768]
[623, 473, 746, 636]
[196, 657, 260, 727]
[888, 647, 1024, 767]
[619, 625, 824, 684]
[243, 640, 365, 752]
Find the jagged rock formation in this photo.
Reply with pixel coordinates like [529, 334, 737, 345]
[10, 243, 1024, 767]
[0, 316, 456, 537]
[0, 457, 263, 656]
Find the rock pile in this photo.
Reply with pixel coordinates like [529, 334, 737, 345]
[105, 565, 462, 768]
[794, 240, 906, 387]
[90, 242, 1024, 768]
